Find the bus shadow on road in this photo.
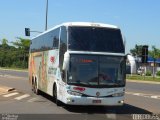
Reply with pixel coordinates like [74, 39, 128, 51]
[63, 104, 152, 114]
[39, 91, 152, 114]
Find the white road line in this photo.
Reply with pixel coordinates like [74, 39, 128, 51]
[126, 92, 160, 99]
[27, 97, 39, 102]
[133, 93, 140, 96]
[106, 114, 116, 120]
[126, 92, 160, 96]
[151, 96, 158, 99]
[14, 94, 30, 100]
[3, 92, 19, 97]
[0, 92, 7, 95]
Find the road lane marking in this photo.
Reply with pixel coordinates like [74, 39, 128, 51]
[126, 92, 160, 100]
[105, 114, 116, 120]
[14, 94, 30, 100]
[0, 93, 6, 95]
[3, 92, 19, 97]
[151, 96, 158, 99]
[0, 92, 7, 95]
[133, 93, 140, 96]
[27, 97, 39, 102]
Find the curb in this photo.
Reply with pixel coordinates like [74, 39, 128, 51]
[127, 79, 160, 84]
[0, 85, 15, 92]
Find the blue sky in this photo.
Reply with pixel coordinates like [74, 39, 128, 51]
[0, 0, 160, 53]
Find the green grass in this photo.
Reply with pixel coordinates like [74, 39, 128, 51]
[126, 74, 160, 82]
[0, 67, 28, 72]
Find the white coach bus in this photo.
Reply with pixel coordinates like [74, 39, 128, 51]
[29, 22, 126, 106]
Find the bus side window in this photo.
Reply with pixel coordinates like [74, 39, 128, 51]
[52, 28, 60, 49]
[53, 37, 59, 49]
[60, 26, 67, 82]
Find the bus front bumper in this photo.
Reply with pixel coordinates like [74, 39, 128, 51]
[65, 96, 124, 106]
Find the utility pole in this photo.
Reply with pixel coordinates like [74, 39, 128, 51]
[153, 49, 156, 80]
[45, 0, 48, 31]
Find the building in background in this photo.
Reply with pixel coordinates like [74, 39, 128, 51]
[126, 54, 160, 75]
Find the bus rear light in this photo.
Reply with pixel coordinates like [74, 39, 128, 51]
[73, 87, 85, 92]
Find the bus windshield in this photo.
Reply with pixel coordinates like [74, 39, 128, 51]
[68, 27, 124, 53]
[68, 55, 126, 87]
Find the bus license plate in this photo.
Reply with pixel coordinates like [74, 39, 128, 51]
[92, 100, 101, 103]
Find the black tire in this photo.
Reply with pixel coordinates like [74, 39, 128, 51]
[53, 85, 62, 106]
[31, 77, 34, 91]
[32, 82, 34, 92]
[34, 80, 39, 95]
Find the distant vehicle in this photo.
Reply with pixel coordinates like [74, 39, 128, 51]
[137, 68, 142, 75]
[28, 22, 126, 106]
[137, 67, 144, 75]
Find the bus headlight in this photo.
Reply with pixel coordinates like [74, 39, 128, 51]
[112, 92, 124, 97]
[67, 90, 82, 96]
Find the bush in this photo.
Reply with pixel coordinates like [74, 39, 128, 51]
[156, 71, 160, 76]
[146, 70, 152, 76]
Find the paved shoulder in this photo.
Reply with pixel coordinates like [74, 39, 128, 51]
[0, 90, 47, 103]
[0, 85, 15, 93]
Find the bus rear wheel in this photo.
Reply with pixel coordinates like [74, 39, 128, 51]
[33, 80, 39, 95]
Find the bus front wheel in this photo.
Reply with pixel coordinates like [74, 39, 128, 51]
[53, 85, 62, 106]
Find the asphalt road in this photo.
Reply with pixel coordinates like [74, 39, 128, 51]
[0, 69, 28, 78]
[0, 69, 159, 120]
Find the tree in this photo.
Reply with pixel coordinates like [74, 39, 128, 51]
[12, 37, 30, 50]
[12, 37, 31, 68]
[0, 37, 30, 68]
[1, 38, 8, 48]
[130, 44, 143, 57]
[0, 38, 8, 66]
[130, 45, 160, 59]
[149, 46, 160, 59]
[1, 38, 8, 45]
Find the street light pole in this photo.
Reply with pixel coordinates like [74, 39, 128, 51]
[45, 0, 48, 31]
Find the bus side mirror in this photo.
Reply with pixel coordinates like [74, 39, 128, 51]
[25, 28, 30, 36]
[125, 55, 127, 60]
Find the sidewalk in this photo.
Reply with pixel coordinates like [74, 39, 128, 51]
[127, 79, 160, 84]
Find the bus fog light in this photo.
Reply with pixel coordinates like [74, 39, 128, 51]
[118, 100, 124, 104]
[67, 97, 71, 102]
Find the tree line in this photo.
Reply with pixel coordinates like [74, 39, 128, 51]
[0, 38, 30, 68]
[130, 44, 160, 59]
[0, 38, 159, 69]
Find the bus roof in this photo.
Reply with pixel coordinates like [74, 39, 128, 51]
[62, 22, 118, 28]
[32, 22, 119, 40]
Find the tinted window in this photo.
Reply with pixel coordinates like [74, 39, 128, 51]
[68, 27, 124, 53]
[30, 28, 60, 52]
[99, 56, 125, 85]
[68, 55, 126, 87]
[68, 55, 98, 85]
[59, 26, 67, 71]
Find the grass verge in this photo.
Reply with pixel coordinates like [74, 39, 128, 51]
[126, 74, 160, 82]
[0, 67, 28, 72]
